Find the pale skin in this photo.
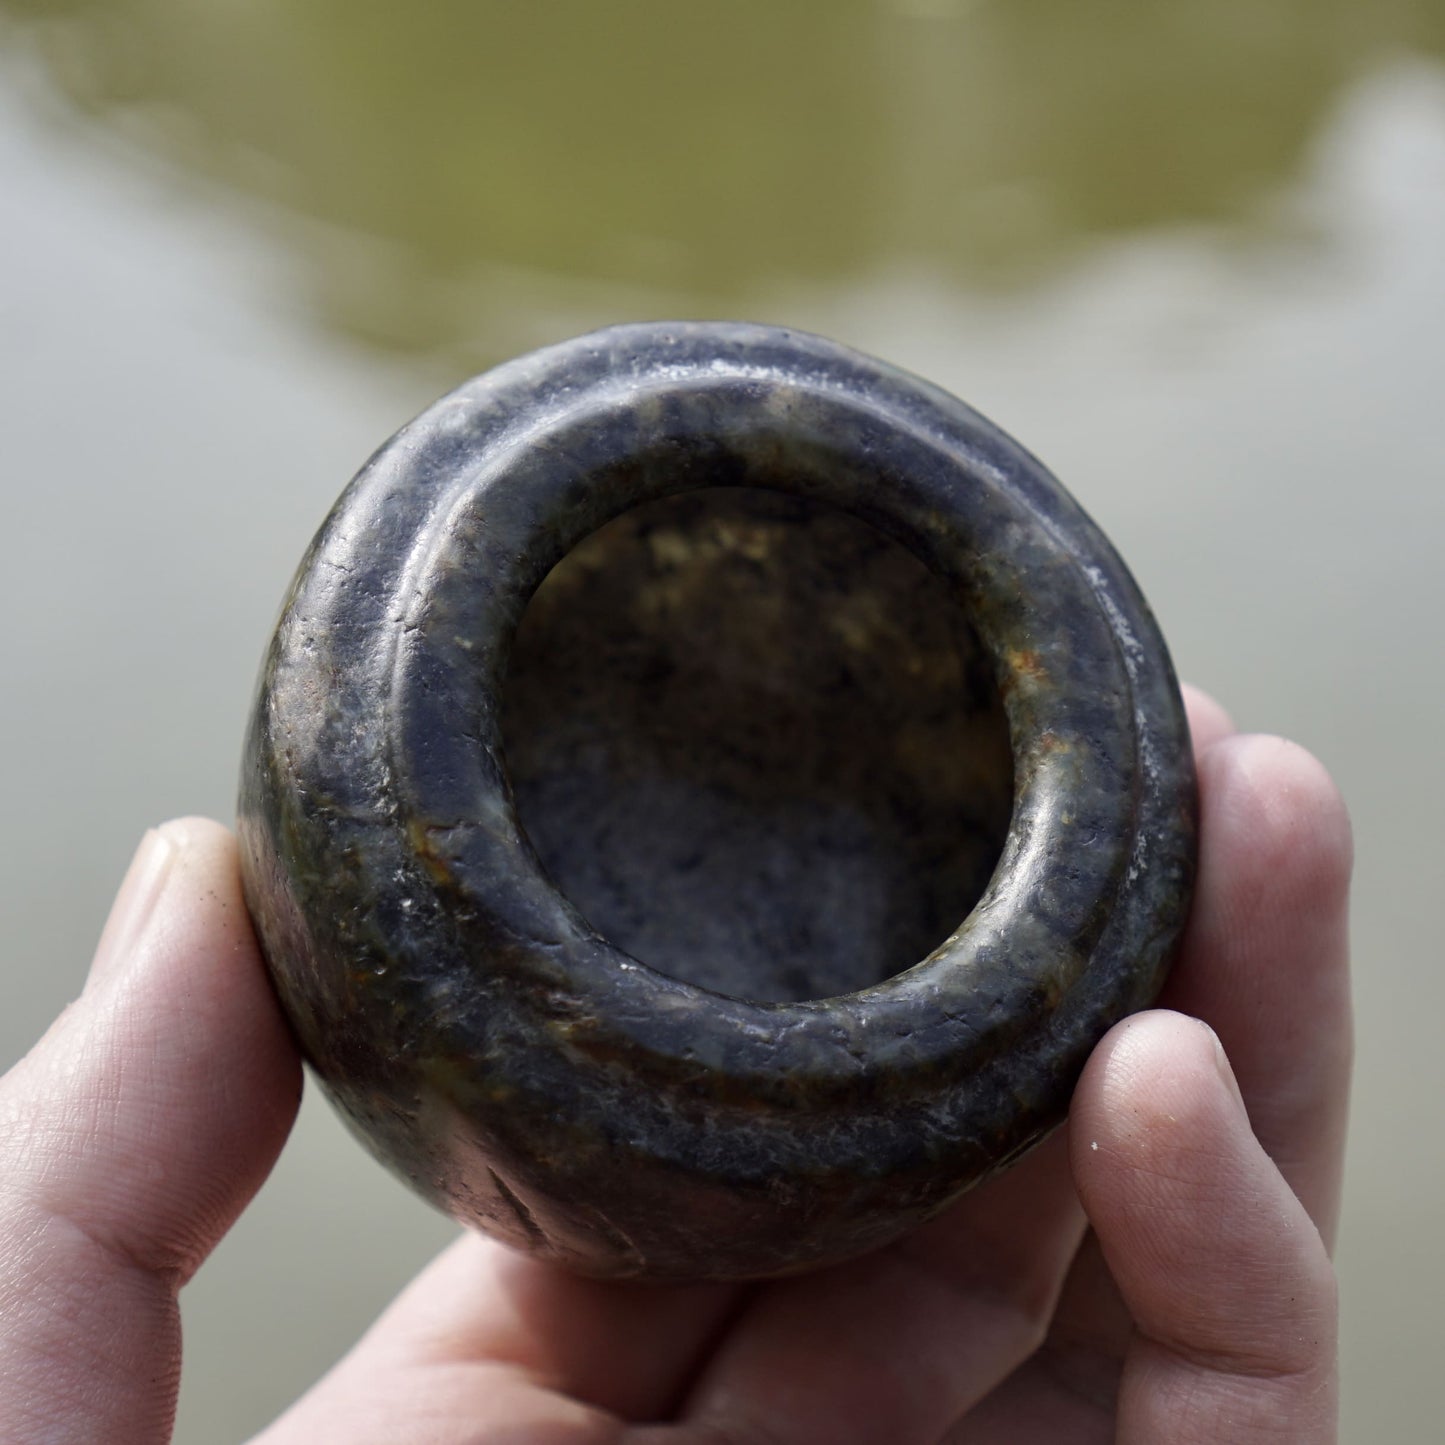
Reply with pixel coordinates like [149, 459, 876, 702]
[0, 686, 1352, 1444]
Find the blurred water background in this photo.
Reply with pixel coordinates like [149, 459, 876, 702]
[1, 3, 1441, 1438]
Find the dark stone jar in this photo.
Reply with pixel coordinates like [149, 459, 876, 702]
[238, 322, 1196, 1281]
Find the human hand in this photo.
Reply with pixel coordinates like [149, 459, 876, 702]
[0, 686, 1351, 1443]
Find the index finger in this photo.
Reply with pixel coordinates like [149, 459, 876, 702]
[1159, 728, 1354, 1245]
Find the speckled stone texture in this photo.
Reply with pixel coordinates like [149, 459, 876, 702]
[238, 322, 1197, 1281]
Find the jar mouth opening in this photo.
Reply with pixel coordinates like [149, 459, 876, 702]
[378, 322, 1158, 1076]
[501, 484, 1014, 1004]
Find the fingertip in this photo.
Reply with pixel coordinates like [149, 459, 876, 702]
[1071, 1009, 1335, 1377]
[1199, 734, 1354, 912]
[1070, 1010, 1339, 1438]
[87, 818, 259, 994]
[1071, 1010, 1240, 1201]
[156, 813, 237, 846]
[1161, 733, 1354, 1252]
[9, 815, 301, 1278]
[1071, 1007, 1293, 1310]
[0, 817, 303, 1440]
[1180, 683, 1235, 755]
[87, 826, 179, 991]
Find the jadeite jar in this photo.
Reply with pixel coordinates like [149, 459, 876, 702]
[238, 322, 1197, 1281]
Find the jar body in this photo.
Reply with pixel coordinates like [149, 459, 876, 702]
[238, 322, 1197, 1281]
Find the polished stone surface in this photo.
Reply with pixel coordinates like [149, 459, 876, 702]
[238, 322, 1197, 1280]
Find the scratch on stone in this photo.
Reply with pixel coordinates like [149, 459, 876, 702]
[488, 1168, 545, 1248]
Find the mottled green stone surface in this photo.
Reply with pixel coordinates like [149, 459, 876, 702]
[238, 322, 1197, 1280]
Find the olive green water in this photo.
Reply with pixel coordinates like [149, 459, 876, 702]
[0, 2, 1441, 1437]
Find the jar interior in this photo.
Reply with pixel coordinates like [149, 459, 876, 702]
[501, 485, 1013, 1003]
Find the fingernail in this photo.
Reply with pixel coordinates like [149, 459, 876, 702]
[87, 827, 180, 990]
[1202, 1020, 1250, 1122]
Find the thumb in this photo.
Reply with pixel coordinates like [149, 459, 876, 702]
[0, 818, 301, 1444]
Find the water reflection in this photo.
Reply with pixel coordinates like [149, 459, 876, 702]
[4, 0, 1445, 363]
